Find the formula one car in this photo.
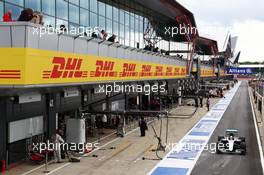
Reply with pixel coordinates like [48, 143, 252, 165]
[216, 129, 246, 155]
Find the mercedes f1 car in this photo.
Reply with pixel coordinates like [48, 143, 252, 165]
[216, 129, 246, 155]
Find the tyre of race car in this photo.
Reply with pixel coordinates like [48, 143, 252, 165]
[218, 136, 224, 141]
[216, 142, 221, 154]
[241, 149, 246, 155]
[239, 137, 246, 142]
[240, 142, 246, 155]
[240, 142, 246, 149]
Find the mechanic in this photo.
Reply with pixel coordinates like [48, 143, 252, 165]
[139, 117, 148, 137]
[52, 130, 65, 163]
[199, 96, 203, 108]
[206, 97, 210, 111]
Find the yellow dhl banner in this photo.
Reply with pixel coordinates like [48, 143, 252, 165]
[0, 48, 215, 85]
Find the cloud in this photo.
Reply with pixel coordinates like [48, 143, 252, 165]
[232, 20, 264, 62]
[196, 20, 264, 62]
[177, 0, 264, 62]
[178, 0, 264, 25]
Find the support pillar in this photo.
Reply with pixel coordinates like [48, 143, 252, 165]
[46, 93, 56, 139]
[0, 98, 7, 169]
[178, 86, 182, 106]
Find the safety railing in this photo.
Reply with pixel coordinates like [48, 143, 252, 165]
[0, 22, 216, 69]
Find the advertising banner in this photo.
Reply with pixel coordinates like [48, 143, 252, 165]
[0, 48, 215, 85]
[226, 67, 253, 74]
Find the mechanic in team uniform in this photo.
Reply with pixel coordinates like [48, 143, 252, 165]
[52, 130, 65, 163]
[139, 117, 148, 137]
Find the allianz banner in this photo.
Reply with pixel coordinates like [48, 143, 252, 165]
[226, 67, 253, 74]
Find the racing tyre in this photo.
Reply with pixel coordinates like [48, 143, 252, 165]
[216, 142, 221, 154]
[240, 142, 246, 155]
[218, 136, 224, 141]
[239, 137, 246, 142]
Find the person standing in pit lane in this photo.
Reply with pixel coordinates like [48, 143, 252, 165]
[52, 130, 65, 163]
[139, 117, 148, 137]
[206, 97, 210, 111]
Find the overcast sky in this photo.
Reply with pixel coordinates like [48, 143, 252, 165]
[177, 0, 264, 62]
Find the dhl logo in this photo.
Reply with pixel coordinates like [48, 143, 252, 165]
[0, 70, 21, 79]
[119, 63, 138, 77]
[90, 60, 117, 77]
[140, 65, 152, 77]
[154, 66, 164, 76]
[174, 67, 180, 75]
[43, 57, 88, 79]
[201, 69, 214, 76]
[173, 67, 186, 76]
[166, 67, 173, 76]
[180, 67, 187, 75]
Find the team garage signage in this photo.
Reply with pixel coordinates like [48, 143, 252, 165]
[0, 48, 214, 85]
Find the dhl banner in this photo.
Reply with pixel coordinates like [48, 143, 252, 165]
[0, 48, 215, 85]
[220, 69, 225, 76]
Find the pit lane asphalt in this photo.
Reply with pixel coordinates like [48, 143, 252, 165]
[191, 81, 263, 175]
